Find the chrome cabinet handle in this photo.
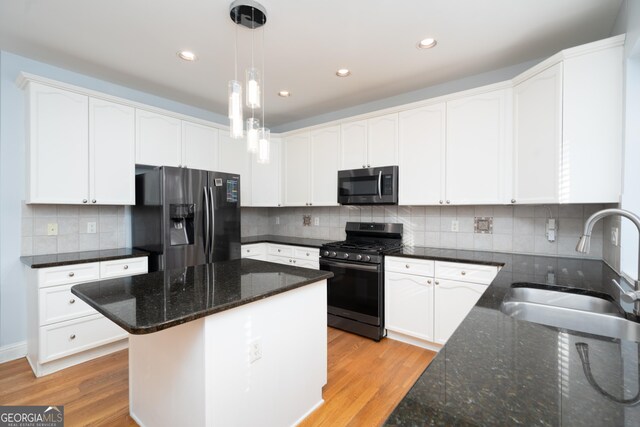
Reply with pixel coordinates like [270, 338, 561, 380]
[82, 199, 88, 204]
[435, 280, 440, 285]
[68, 272, 75, 277]
[306, 253, 310, 256]
[293, 260, 296, 264]
[405, 264, 410, 269]
[461, 271, 466, 276]
[362, 165, 366, 168]
[246, 249, 250, 253]
[289, 259, 292, 263]
[70, 334, 76, 340]
[69, 299, 75, 304]
[123, 265, 129, 270]
[427, 279, 432, 284]
[511, 199, 516, 204]
[439, 200, 443, 204]
[92, 199, 96, 203]
[446, 200, 451, 204]
[367, 164, 371, 167]
[278, 249, 281, 252]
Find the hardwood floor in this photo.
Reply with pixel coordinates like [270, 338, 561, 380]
[0, 328, 435, 427]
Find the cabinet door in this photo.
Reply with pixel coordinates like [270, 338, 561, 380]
[513, 63, 562, 204]
[283, 133, 310, 206]
[340, 120, 367, 169]
[385, 272, 434, 341]
[218, 133, 252, 206]
[367, 113, 398, 167]
[434, 279, 487, 344]
[182, 121, 218, 171]
[445, 89, 509, 204]
[135, 109, 181, 167]
[398, 104, 446, 205]
[310, 126, 340, 206]
[27, 83, 89, 204]
[89, 99, 135, 205]
[251, 137, 281, 207]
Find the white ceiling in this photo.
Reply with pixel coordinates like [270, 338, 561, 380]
[0, 0, 623, 128]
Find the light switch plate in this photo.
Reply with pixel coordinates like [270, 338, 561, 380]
[314, 217, 320, 226]
[611, 227, 619, 246]
[451, 220, 459, 232]
[47, 223, 58, 236]
[87, 222, 97, 234]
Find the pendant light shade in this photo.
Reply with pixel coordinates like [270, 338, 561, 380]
[257, 128, 270, 164]
[246, 68, 261, 109]
[228, 80, 243, 138]
[246, 117, 260, 153]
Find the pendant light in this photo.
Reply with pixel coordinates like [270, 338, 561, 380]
[228, 0, 267, 146]
[257, 21, 270, 164]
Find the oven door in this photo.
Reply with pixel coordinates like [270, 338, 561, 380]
[320, 258, 382, 326]
[337, 166, 398, 205]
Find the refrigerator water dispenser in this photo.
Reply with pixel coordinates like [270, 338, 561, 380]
[170, 204, 195, 246]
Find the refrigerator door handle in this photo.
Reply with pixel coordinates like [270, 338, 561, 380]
[209, 186, 215, 258]
[203, 186, 210, 262]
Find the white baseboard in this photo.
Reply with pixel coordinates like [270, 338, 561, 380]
[0, 341, 27, 364]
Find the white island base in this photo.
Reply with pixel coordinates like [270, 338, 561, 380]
[128, 280, 327, 427]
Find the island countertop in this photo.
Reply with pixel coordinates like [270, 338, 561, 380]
[385, 250, 640, 426]
[71, 258, 333, 335]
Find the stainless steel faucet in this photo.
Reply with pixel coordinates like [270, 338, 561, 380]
[576, 208, 640, 306]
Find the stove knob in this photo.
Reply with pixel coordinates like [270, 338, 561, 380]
[364, 255, 371, 262]
[323, 250, 329, 256]
[343, 253, 349, 259]
[330, 252, 337, 257]
[356, 254, 362, 261]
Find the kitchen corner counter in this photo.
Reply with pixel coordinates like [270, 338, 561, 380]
[20, 248, 149, 268]
[241, 234, 334, 248]
[71, 258, 333, 334]
[385, 252, 640, 426]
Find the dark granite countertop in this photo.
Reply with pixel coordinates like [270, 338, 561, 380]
[241, 235, 334, 249]
[21, 248, 149, 268]
[71, 258, 333, 335]
[385, 251, 640, 426]
[387, 246, 514, 267]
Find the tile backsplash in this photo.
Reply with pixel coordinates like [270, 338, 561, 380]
[21, 202, 127, 256]
[243, 204, 621, 268]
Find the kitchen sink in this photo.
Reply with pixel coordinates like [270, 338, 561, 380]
[500, 285, 640, 342]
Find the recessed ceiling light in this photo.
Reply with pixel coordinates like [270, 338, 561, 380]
[417, 38, 437, 49]
[177, 50, 198, 61]
[336, 68, 351, 77]
[278, 90, 291, 97]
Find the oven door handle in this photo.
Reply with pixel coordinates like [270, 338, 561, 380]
[377, 171, 382, 199]
[321, 259, 380, 272]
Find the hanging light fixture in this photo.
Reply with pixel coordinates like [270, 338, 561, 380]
[257, 18, 270, 164]
[229, 0, 267, 146]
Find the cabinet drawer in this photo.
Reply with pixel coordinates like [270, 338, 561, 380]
[38, 314, 127, 363]
[266, 254, 292, 265]
[39, 285, 96, 326]
[242, 244, 267, 258]
[385, 257, 435, 276]
[294, 247, 319, 260]
[37, 263, 100, 288]
[268, 244, 294, 257]
[100, 257, 148, 279]
[435, 261, 498, 285]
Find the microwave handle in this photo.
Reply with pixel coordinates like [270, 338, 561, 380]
[377, 171, 382, 199]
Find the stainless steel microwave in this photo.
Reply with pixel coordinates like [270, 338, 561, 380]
[337, 166, 399, 205]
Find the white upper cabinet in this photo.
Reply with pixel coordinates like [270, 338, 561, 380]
[26, 83, 89, 204]
[340, 114, 398, 170]
[218, 133, 252, 207]
[135, 110, 182, 167]
[339, 120, 367, 170]
[398, 103, 446, 205]
[181, 121, 218, 171]
[89, 99, 135, 205]
[367, 113, 398, 168]
[251, 137, 282, 207]
[513, 63, 563, 204]
[310, 126, 340, 206]
[283, 132, 311, 206]
[561, 44, 622, 203]
[445, 89, 510, 205]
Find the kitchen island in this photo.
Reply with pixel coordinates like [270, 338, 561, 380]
[71, 258, 333, 427]
[384, 249, 640, 426]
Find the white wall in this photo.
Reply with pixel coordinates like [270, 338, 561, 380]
[617, 0, 640, 280]
[0, 51, 227, 352]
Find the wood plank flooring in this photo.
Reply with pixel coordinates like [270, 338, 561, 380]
[0, 328, 435, 427]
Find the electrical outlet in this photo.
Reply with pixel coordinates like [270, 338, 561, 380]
[451, 220, 459, 232]
[47, 223, 58, 236]
[314, 217, 320, 226]
[611, 227, 619, 246]
[249, 338, 262, 364]
[275, 216, 280, 225]
[87, 222, 97, 234]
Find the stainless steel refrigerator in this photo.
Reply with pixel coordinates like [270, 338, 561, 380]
[132, 166, 241, 272]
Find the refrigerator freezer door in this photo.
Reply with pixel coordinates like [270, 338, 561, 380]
[208, 172, 241, 262]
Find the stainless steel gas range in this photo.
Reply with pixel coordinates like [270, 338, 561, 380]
[320, 222, 403, 341]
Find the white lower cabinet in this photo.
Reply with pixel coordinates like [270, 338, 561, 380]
[242, 243, 319, 269]
[26, 256, 148, 377]
[385, 257, 498, 349]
